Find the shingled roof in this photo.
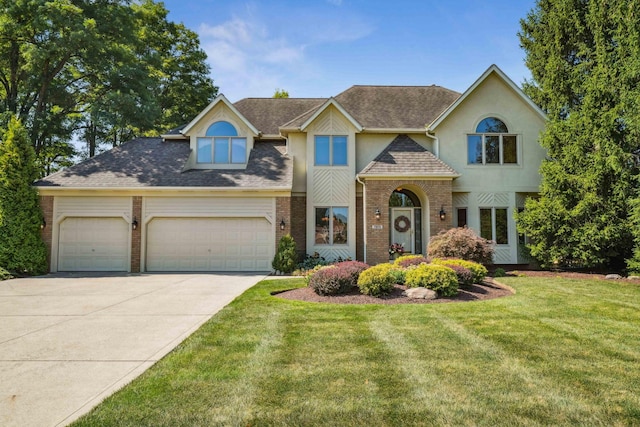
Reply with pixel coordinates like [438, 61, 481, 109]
[281, 85, 460, 130]
[358, 134, 459, 177]
[234, 98, 325, 136]
[35, 138, 292, 189]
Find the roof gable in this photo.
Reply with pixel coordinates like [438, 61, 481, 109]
[429, 64, 546, 130]
[299, 98, 363, 132]
[358, 134, 459, 178]
[181, 94, 259, 136]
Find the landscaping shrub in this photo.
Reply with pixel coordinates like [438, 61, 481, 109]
[0, 266, 13, 281]
[302, 264, 327, 284]
[296, 252, 330, 271]
[393, 254, 430, 268]
[388, 266, 407, 285]
[357, 263, 396, 297]
[335, 260, 369, 284]
[272, 234, 297, 274]
[432, 258, 488, 284]
[493, 268, 506, 278]
[404, 264, 459, 296]
[309, 266, 351, 296]
[427, 227, 494, 265]
[446, 264, 474, 287]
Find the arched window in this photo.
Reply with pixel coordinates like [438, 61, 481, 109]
[205, 121, 238, 137]
[197, 121, 246, 164]
[467, 117, 517, 165]
[476, 117, 508, 133]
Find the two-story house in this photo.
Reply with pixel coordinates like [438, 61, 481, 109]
[35, 64, 546, 272]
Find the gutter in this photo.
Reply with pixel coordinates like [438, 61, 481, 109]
[424, 129, 439, 158]
[355, 174, 367, 264]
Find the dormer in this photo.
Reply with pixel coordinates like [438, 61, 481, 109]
[181, 94, 260, 170]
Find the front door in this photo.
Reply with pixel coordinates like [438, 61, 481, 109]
[391, 208, 414, 254]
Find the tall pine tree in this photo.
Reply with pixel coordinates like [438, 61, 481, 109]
[0, 116, 48, 275]
[517, 0, 640, 269]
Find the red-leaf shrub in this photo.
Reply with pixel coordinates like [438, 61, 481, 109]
[445, 264, 474, 287]
[309, 261, 369, 296]
[427, 227, 494, 265]
[394, 255, 430, 268]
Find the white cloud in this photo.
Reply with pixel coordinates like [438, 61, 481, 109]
[196, 3, 373, 100]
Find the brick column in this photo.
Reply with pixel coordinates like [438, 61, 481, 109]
[131, 196, 142, 273]
[275, 196, 291, 247]
[290, 195, 307, 260]
[39, 195, 54, 273]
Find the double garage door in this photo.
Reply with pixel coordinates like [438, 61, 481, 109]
[58, 216, 273, 272]
[146, 217, 272, 271]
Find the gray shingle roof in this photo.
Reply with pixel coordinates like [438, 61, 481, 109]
[281, 85, 460, 130]
[358, 134, 459, 177]
[234, 98, 326, 136]
[35, 137, 292, 189]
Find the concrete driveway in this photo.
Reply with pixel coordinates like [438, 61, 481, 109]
[0, 272, 266, 427]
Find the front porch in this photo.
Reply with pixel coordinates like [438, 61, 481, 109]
[362, 179, 454, 265]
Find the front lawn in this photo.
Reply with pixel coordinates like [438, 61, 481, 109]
[73, 276, 640, 426]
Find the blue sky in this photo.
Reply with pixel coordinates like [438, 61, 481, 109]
[161, 0, 538, 102]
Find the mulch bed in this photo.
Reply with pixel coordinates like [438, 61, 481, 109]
[273, 280, 513, 305]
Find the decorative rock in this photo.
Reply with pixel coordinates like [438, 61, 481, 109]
[403, 287, 437, 300]
[605, 274, 623, 280]
[628, 276, 640, 281]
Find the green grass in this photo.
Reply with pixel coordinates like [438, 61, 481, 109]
[73, 276, 640, 426]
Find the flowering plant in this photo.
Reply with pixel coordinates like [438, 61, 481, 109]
[389, 243, 405, 255]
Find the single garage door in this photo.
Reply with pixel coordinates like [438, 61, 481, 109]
[58, 217, 129, 271]
[146, 217, 273, 272]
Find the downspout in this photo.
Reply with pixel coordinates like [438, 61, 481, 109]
[425, 129, 439, 158]
[355, 174, 367, 264]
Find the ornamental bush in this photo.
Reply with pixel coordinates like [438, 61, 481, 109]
[404, 264, 459, 296]
[0, 266, 13, 281]
[309, 266, 351, 296]
[272, 234, 297, 274]
[445, 264, 474, 287]
[335, 260, 369, 285]
[427, 227, 494, 265]
[357, 263, 396, 297]
[432, 258, 488, 284]
[388, 266, 407, 285]
[393, 255, 430, 268]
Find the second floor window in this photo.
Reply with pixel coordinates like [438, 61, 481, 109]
[315, 135, 347, 166]
[197, 121, 247, 164]
[467, 117, 517, 165]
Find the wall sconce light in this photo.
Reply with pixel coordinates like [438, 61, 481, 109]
[375, 208, 381, 220]
[40, 219, 46, 230]
[439, 206, 446, 221]
[132, 217, 138, 230]
[280, 218, 286, 231]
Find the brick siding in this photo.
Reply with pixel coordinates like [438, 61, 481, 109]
[131, 196, 142, 272]
[364, 179, 453, 265]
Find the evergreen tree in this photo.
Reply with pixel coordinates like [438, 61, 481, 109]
[517, 0, 640, 268]
[272, 235, 297, 274]
[0, 117, 47, 275]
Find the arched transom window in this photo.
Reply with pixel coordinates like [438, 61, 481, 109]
[467, 117, 517, 165]
[197, 121, 247, 164]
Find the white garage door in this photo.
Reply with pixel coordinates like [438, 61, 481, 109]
[146, 217, 273, 272]
[58, 217, 129, 271]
